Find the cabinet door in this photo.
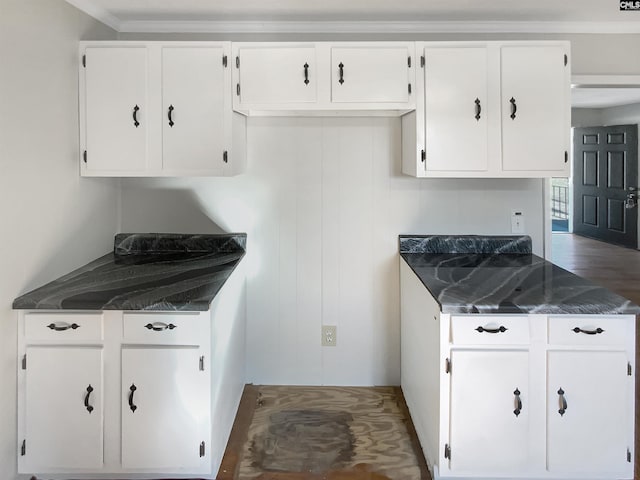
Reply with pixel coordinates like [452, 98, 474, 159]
[121, 347, 210, 471]
[330, 47, 410, 103]
[238, 47, 317, 105]
[547, 350, 631, 476]
[162, 47, 226, 173]
[501, 46, 569, 172]
[424, 47, 489, 172]
[84, 47, 148, 172]
[23, 347, 103, 470]
[448, 350, 530, 474]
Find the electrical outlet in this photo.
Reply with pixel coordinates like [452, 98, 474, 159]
[322, 325, 337, 347]
[511, 210, 525, 234]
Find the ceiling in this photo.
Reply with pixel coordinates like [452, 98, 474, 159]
[572, 87, 640, 109]
[65, 0, 640, 33]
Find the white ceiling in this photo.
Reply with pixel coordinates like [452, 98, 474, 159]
[65, 0, 640, 33]
[572, 88, 640, 109]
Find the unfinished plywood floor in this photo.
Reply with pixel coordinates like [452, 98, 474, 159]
[219, 385, 429, 480]
[552, 233, 640, 480]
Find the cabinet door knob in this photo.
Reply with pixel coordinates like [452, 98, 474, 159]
[338, 62, 345, 85]
[509, 97, 517, 120]
[474, 98, 481, 121]
[133, 105, 140, 127]
[513, 388, 522, 417]
[84, 384, 94, 413]
[168, 105, 175, 127]
[557, 388, 567, 416]
[128, 384, 138, 412]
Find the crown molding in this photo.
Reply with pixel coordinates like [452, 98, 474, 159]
[115, 20, 640, 34]
[65, 0, 121, 31]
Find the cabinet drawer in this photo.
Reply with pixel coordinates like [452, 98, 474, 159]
[451, 316, 529, 345]
[123, 313, 208, 345]
[24, 313, 103, 343]
[548, 316, 630, 346]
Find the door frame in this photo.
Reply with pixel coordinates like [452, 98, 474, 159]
[544, 74, 640, 260]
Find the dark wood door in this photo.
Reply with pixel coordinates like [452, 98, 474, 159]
[573, 124, 638, 248]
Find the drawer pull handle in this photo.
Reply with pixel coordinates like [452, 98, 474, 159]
[475, 325, 508, 334]
[303, 63, 309, 85]
[338, 62, 345, 85]
[84, 385, 94, 413]
[513, 388, 522, 417]
[557, 388, 567, 416]
[145, 322, 176, 332]
[572, 327, 604, 335]
[128, 384, 137, 412]
[47, 322, 79, 331]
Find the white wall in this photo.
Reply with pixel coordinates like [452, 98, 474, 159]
[120, 117, 545, 386]
[601, 102, 640, 125]
[0, 1, 117, 478]
[571, 108, 604, 128]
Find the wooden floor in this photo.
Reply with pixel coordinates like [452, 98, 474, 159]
[552, 233, 640, 480]
[218, 385, 430, 480]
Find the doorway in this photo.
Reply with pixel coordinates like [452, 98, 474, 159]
[549, 78, 640, 250]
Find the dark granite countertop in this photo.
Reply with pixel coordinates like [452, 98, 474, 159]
[400, 235, 640, 315]
[13, 233, 246, 312]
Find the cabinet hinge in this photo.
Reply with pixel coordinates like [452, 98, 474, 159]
[83, 150, 87, 164]
[445, 358, 451, 374]
[628, 362, 633, 376]
[199, 441, 206, 457]
[564, 54, 568, 66]
[564, 151, 568, 163]
[235, 56, 240, 68]
[199, 355, 205, 371]
[21, 354, 26, 370]
[444, 443, 451, 460]
[236, 84, 240, 96]
[223, 55, 228, 68]
[421, 149, 426, 163]
[82, 54, 86, 68]
[420, 55, 425, 68]
[20, 439, 25, 456]
[223, 151, 228, 164]
[628, 448, 632, 462]
[408, 84, 412, 95]
[408, 56, 412, 68]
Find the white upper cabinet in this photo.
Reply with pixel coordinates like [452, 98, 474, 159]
[232, 42, 415, 114]
[80, 42, 246, 177]
[84, 47, 149, 173]
[162, 46, 228, 174]
[423, 47, 489, 172]
[330, 47, 411, 104]
[402, 41, 570, 178]
[237, 46, 317, 105]
[501, 45, 570, 173]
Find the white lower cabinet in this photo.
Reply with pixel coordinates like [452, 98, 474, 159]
[547, 350, 631, 476]
[400, 259, 635, 480]
[16, 307, 239, 479]
[121, 347, 210, 470]
[23, 346, 103, 472]
[449, 350, 530, 474]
